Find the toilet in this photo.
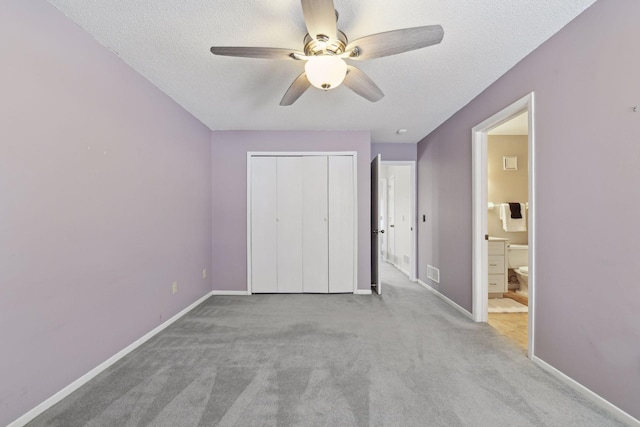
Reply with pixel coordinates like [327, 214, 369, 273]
[507, 244, 529, 296]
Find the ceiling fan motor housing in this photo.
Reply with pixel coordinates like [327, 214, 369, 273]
[303, 30, 348, 56]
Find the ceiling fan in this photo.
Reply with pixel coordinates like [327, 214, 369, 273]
[210, 0, 444, 106]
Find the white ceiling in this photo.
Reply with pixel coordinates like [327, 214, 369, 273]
[48, 0, 596, 144]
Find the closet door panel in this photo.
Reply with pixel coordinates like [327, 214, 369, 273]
[302, 156, 329, 293]
[250, 157, 278, 293]
[328, 156, 355, 293]
[277, 157, 304, 293]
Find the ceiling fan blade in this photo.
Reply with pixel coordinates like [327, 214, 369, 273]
[343, 66, 384, 102]
[280, 73, 312, 106]
[210, 46, 302, 60]
[346, 25, 444, 60]
[301, 0, 337, 41]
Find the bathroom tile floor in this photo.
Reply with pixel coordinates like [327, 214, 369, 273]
[488, 312, 528, 351]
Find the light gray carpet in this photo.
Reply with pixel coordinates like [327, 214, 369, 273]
[28, 263, 627, 426]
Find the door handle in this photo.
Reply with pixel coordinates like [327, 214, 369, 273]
[380, 230, 385, 234]
[389, 224, 394, 228]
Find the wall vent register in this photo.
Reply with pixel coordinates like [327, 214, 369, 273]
[427, 265, 440, 283]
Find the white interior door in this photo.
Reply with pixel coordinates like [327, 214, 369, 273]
[249, 152, 356, 295]
[302, 156, 329, 293]
[328, 156, 354, 293]
[379, 178, 387, 260]
[387, 175, 396, 264]
[277, 157, 303, 293]
[371, 155, 381, 294]
[251, 157, 278, 293]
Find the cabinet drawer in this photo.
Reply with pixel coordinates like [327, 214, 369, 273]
[488, 255, 505, 274]
[488, 241, 505, 255]
[488, 274, 505, 293]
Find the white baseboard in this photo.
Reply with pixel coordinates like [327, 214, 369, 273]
[214, 289, 371, 295]
[396, 265, 411, 278]
[532, 357, 639, 426]
[417, 279, 473, 320]
[212, 290, 251, 295]
[8, 291, 214, 427]
[386, 260, 416, 282]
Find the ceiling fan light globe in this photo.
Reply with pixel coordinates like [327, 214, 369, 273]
[304, 56, 347, 90]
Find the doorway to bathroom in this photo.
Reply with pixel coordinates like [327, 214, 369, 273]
[471, 93, 535, 358]
[486, 112, 529, 350]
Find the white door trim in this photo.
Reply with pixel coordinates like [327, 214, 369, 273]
[380, 160, 417, 282]
[471, 92, 536, 359]
[388, 174, 395, 266]
[380, 177, 388, 262]
[247, 151, 358, 295]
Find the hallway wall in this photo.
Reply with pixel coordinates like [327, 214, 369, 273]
[0, 3, 212, 425]
[371, 143, 417, 162]
[381, 166, 413, 275]
[417, 0, 640, 419]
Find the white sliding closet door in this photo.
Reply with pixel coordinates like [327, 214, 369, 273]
[328, 156, 355, 293]
[277, 157, 303, 293]
[251, 157, 278, 293]
[302, 156, 329, 293]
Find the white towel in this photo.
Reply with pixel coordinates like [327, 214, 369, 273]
[499, 203, 527, 232]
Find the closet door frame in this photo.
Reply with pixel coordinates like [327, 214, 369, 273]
[247, 151, 358, 294]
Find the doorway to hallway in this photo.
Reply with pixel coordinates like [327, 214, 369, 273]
[371, 156, 417, 293]
[381, 165, 414, 279]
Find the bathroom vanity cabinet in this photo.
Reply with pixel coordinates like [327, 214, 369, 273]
[488, 238, 508, 294]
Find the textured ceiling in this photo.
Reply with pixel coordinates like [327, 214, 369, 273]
[48, 0, 596, 144]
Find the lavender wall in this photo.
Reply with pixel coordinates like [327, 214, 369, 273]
[0, 3, 212, 425]
[371, 143, 417, 162]
[417, 0, 640, 419]
[211, 131, 371, 291]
